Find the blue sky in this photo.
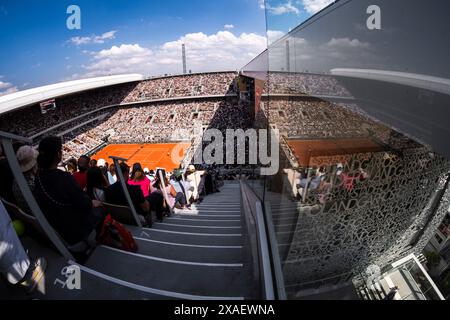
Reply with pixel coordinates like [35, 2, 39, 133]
[0, 0, 332, 94]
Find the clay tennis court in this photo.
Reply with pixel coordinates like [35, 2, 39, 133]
[288, 138, 384, 167]
[92, 143, 191, 171]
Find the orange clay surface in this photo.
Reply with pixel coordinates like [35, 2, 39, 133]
[288, 138, 384, 167]
[92, 143, 191, 171]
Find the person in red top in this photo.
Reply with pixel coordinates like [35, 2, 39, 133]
[72, 155, 90, 191]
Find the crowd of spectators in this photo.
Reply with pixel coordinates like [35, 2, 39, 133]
[261, 98, 393, 141]
[0, 136, 227, 254]
[257, 97, 420, 174]
[0, 83, 137, 137]
[124, 72, 237, 102]
[0, 72, 238, 138]
[54, 98, 250, 162]
[265, 72, 351, 97]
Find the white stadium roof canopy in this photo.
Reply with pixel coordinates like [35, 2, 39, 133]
[0, 74, 144, 115]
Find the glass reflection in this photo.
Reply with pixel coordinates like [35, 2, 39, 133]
[244, 0, 450, 299]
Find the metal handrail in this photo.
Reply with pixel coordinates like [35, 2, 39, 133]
[264, 201, 287, 299]
[109, 156, 143, 227]
[0, 132, 75, 261]
[240, 180, 276, 299]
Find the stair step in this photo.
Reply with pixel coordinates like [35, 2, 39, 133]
[153, 222, 242, 234]
[85, 246, 249, 298]
[129, 226, 243, 246]
[133, 237, 243, 263]
[171, 214, 242, 221]
[164, 217, 241, 227]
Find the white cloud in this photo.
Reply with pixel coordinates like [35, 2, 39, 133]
[267, 30, 285, 45]
[224, 24, 234, 29]
[265, 1, 300, 15]
[0, 80, 18, 96]
[0, 81, 11, 89]
[84, 44, 153, 77]
[69, 30, 117, 45]
[326, 37, 370, 48]
[78, 30, 267, 77]
[301, 0, 334, 14]
[258, 0, 266, 10]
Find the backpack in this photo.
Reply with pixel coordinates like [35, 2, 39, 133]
[98, 214, 138, 252]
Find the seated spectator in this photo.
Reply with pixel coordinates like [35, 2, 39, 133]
[97, 159, 109, 183]
[12, 146, 39, 213]
[145, 168, 155, 182]
[65, 158, 78, 174]
[105, 162, 151, 226]
[0, 144, 15, 203]
[151, 175, 173, 219]
[170, 170, 193, 210]
[107, 164, 117, 185]
[128, 163, 151, 198]
[33, 136, 103, 247]
[86, 166, 109, 202]
[73, 155, 90, 191]
[90, 159, 98, 168]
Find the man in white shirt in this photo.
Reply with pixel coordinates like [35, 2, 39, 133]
[185, 165, 205, 202]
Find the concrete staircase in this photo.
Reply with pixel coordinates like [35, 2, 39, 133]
[1, 181, 252, 300]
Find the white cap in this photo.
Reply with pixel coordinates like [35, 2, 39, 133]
[97, 159, 106, 167]
[16, 146, 39, 172]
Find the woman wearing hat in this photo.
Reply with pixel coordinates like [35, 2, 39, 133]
[12, 146, 39, 213]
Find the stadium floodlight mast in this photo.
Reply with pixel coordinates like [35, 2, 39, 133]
[182, 44, 187, 75]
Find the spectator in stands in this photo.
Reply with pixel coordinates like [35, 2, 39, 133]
[33, 136, 102, 247]
[11, 146, 39, 213]
[129, 163, 165, 222]
[128, 163, 152, 198]
[86, 166, 109, 202]
[170, 169, 193, 210]
[185, 165, 205, 203]
[152, 175, 174, 216]
[97, 158, 109, 183]
[0, 200, 47, 293]
[107, 164, 117, 185]
[90, 159, 97, 168]
[73, 155, 90, 191]
[0, 144, 15, 203]
[0, 142, 26, 204]
[65, 158, 78, 174]
[105, 162, 152, 226]
[145, 168, 155, 182]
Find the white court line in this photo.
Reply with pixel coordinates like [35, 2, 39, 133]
[134, 237, 243, 249]
[70, 261, 244, 300]
[99, 245, 243, 267]
[142, 227, 242, 237]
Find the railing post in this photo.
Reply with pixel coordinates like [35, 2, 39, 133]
[255, 201, 275, 300]
[1, 134, 75, 261]
[109, 156, 142, 227]
[264, 201, 287, 300]
[157, 169, 173, 215]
